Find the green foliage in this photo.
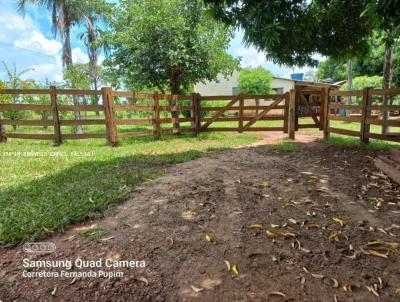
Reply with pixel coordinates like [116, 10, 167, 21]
[63, 64, 91, 89]
[341, 75, 383, 90]
[317, 58, 347, 81]
[205, 0, 371, 66]
[238, 67, 272, 95]
[104, 0, 239, 94]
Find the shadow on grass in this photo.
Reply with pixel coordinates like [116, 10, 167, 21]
[0, 150, 203, 246]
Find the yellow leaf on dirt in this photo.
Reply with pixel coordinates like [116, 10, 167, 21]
[260, 181, 269, 188]
[329, 232, 339, 242]
[333, 217, 347, 227]
[269, 291, 286, 298]
[181, 211, 196, 220]
[306, 223, 321, 229]
[205, 234, 213, 242]
[266, 229, 295, 238]
[231, 264, 239, 275]
[368, 250, 389, 259]
[249, 224, 263, 229]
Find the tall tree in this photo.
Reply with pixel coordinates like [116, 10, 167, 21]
[105, 0, 239, 132]
[363, 0, 400, 133]
[205, 0, 371, 67]
[18, 0, 88, 133]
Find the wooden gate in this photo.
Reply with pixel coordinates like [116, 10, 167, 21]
[295, 88, 324, 131]
[199, 93, 289, 133]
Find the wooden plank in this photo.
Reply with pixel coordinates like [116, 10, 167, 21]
[202, 127, 239, 132]
[112, 91, 154, 99]
[329, 104, 363, 110]
[55, 89, 102, 96]
[369, 105, 400, 111]
[116, 119, 152, 125]
[360, 88, 371, 143]
[102, 87, 118, 146]
[329, 127, 361, 137]
[62, 133, 106, 140]
[283, 92, 289, 133]
[245, 127, 284, 131]
[50, 86, 62, 145]
[369, 88, 400, 96]
[201, 116, 285, 122]
[1, 119, 54, 126]
[58, 105, 104, 112]
[322, 88, 330, 139]
[288, 90, 296, 140]
[239, 94, 244, 133]
[0, 89, 50, 95]
[191, 93, 197, 136]
[329, 90, 363, 97]
[200, 105, 285, 111]
[366, 132, 400, 143]
[60, 119, 106, 126]
[114, 105, 153, 112]
[200, 95, 237, 101]
[117, 131, 153, 138]
[300, 94, 320, 126]
[242, 95, 284, 130]
[298, 124, 319, 129]
[0, 104, 52, 111]
[365, 118, 400, 126]
[5, 133, 55, 140]
[153, 92, 161, 139]
[328, 115, 362, 122]
[159, 105, 192, 111]
[201, 97, 239, 129]
[160, 128, 193, 135]
[195, 93, 201, 134]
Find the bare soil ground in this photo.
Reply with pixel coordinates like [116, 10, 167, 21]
[1, 141, 400, 302]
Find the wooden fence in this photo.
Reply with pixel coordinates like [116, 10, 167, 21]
[0, 87, 290, 145]
[324, 88, 400, 143]
[1, 86, 399, 145]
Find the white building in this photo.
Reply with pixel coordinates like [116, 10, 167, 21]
[194, 71, 295, 96]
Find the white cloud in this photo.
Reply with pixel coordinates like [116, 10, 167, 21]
[236, 47, 267, 68]
[23, 61, 63, 82]
[72, 48, 89, 64]
[14, 30, 62, 56]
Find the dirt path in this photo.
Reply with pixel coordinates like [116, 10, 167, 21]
[1, 143, 400, 301]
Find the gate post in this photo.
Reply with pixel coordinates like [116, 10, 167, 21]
[360, 87, 371, 143]
[103, 87, 118, 146]
[288, 89, 296, 140]
[322, 88, 330, 139]
[153, 92, 161, 139]
[0, 113, 6, 142]
[50, 86, 62, 145]
[283, 92, 289, 133]
[191, 93, 198, 136]
[238, 94, 244, 133]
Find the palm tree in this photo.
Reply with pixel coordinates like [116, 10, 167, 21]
[18, 0, 86, 133]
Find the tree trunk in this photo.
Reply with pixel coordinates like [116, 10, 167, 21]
[63, 24, 83, 134]
[170, 67, 181, 133]
[346, 59, 353, 117]
[382, 31, 393, 134]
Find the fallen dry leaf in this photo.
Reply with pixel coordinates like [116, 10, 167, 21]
[249, 224, 263, 229]
[190, 285, 204, 293]
[333, 217, 347, 227]
[135, 276, 149, 286]
[231, 264, 239, 275]
[269, 291, 286, 298]
[224, 260, 231, 271]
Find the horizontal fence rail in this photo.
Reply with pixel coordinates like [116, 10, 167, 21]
[325, 87, 400, 143]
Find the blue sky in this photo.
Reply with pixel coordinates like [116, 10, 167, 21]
[0, 0, 315, 83]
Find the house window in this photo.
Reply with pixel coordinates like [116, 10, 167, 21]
[273, 87, 284, 94]
[232, 87, 240, 95]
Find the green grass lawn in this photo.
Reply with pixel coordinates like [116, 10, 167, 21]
[0, 132, 259, 245]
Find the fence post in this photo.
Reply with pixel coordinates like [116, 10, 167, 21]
[196, 93, 201, 135]
[322, 88, 330, 139]
[191, 93, 198, 136]
[283, 92, 289, 133]
[0, 111, 5, 142]
[238, 94, 244, 133]
[50, 86, 62, 145]
[360, 87, 371, 143]
[295, 90, 299, 131]
[103, 87, 118, 146]
[288, 89, 296, 140]
[153, 92, 161, 139]
[170, 94, 180, 134]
